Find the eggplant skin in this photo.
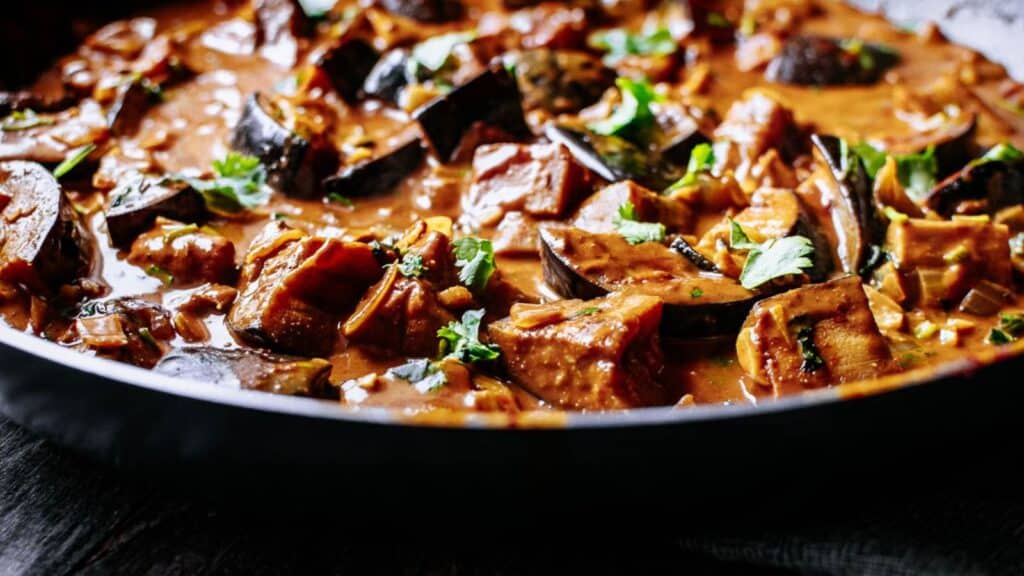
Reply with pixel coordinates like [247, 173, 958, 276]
[375, 0, 464, 22]
[543, 124, 684, 190]
[924, 159, 1024, 217]
[767, 36, 899, 86]
[812, 134, 884, 275]
[362, 49, 410, 104]
[0, 161, 92, 292]
[317, 38, 380, 103]
[322, 138, 425, 198]
[105, 178, 207, 249]
[230, 93, 338, 199]
[413, 65, 531, 162]
[155, 347, 333, 397]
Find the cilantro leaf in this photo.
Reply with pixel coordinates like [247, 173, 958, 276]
[613, 201, 666, 245]
[410, 31, 476, 75]
[589, 27, 677, 65]
[851, 142, 937, 200]
[437, 309, 501, 363]
[588, 77, 661, 145]
[175, 152, 271, 214]
[397, 253, 427, 278]
[388, 358, 448, 393]
[795, 324, 825, 372]
[729, 221, 815, 289]
[453, 237, 496, 293]
[851, 142, 888, 178]
[665, 142, 715, 191]
[1000, 312, 1024, 338]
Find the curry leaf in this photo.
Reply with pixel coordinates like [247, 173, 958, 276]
[437, 309, 501, 363]
[453, 237, 496, 293]
[613, 201, 666, 245]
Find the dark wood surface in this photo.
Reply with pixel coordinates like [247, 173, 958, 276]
[3, 412, 1024, 575]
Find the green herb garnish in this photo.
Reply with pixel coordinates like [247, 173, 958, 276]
[162, 223, 199, 242]
[978, 142, 1024, 165]
[589, 27, 677, 65]
[795, 324, 825, 372]
[437, 309, 501, 363]
[613, 201, 666, 245]
[691, 288, 704, 299]
[852, 142, 937, 200]
[588, 77, 662, 145]
[986, 312, 1024, 345]
[453, 237, 496, 293]
[410, 31, 476, 74]
[388, 358, 448, 393]
[729, 220, 814, 290]
[572, 306, 601, 318]
[397, 253, 427, 278]
[137, 327, 160, 349]
[327, 192, 354, 207]
[1, 109, 54, 132]
[145, 265, 174, 286]
[174, 152, 270, 214]
[53, 143, 97, 179]
[665, 142, 715, 191]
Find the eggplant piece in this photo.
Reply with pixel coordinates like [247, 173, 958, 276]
[316, 37, 380, 103]
[736, 276, 899, 398]
[230, 92, 338, 199]
[105, 176, 207, 249]
[155, 347, 332, 397]
[539, 224, 757, 335]
[923, 155, 1024, 217]
[571, 180, 692, 235]
[413, 65, 531, 163]
[375, 0, 464, 22]
[323, 138, 424, 198]
[766, 35, 899, 86]
[362, 49, 411, 104]
[670, 237, 718, 272]
[505, 49, 615, 114]
[0, 161, 92, 292]
[659, 122, 711, 167]
[883, 112, 977, 180]
[107, 78, 157, 137]
[812, 134, 885, 275]
[77, 298, 174, 368]
[543, 124, 684, 190]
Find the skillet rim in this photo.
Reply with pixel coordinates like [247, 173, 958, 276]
[3, 322, 1020, 430]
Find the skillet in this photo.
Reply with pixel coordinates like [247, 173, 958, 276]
[1, 0, 1023, 492]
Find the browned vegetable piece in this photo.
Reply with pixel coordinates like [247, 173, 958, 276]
[376, 0, 464, 22]
[343, 226, 458, 355]
[228, 222, 382, 356]
[493, 212, 540, 256]
[107, 77, 155, 137]
[231, 92, 339, 199]
[923, 156, 1024, 217]
[322, 138, 424, 198]
[0, 161, 92, 292]
[539, 225, 757, 335]
[316, 36, 380, 103]
[127, 220, 237, 286]
[413, 65, 531, 162]
[155, 347, 332, 397]
[76, 298, 175, 368]
[571, 180, 693, 235]
[544, 124, 685, 191]
[488, 292, 669, 410]
[886, 218, 1012, 306]
[736, 276, 899, 397]
[105, 176, 207, 248]
[766, 35, 899, 86]
[467, 142, 591, 226]
[812, 134, 884, 275]
[713, 91, 805, 177]
[505, 49, 614, 114]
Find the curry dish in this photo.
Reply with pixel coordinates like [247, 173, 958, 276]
[1, 0, 1023, 415]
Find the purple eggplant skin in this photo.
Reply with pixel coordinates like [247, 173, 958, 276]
[230, 92, 338, 199]
[413, 65, 532, 162]
[506, 49, 615, 114]
[0, 161, 93, 292]
[812, 133, 885, 275]
[155, 347, 333, 398]
[323, 138, 425, 198]
[107, 78, 155, 137]
[105, 177, 208, 249]
[375, 0, 464, 22]
[362, 49, 411, 104]
[543, 124, 684, 190]
[924, 157, 1024, 217]
[669, 236, 719, 273]
[317, 38, 380, 103]
[767, 36, 900, 87]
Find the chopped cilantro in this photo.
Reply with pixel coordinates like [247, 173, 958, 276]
[172, 152, 270, 214]
[388, 358, 448, 393]
[453, 237, 496, 293]
[1000, 312, 1024, 337]
[437, 309, 501, 363]
[729, 220, 814, 290]
[588, 77, 662, 145]
[852, 141, 937, 200]
[589, 27, 677, 65]
[795, 324, 824, 372]
[53, 143, 97, 180]
[1, 109, 54, 132]
[691, 287, 704, 299]
[572, 306, 601, 318]
[988, 328, 1013, 346]
[397, 253, 427, 278]
[613, 201, 666, 245]
[666, 143, 715, 191]
[327, 192, 354, 207]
